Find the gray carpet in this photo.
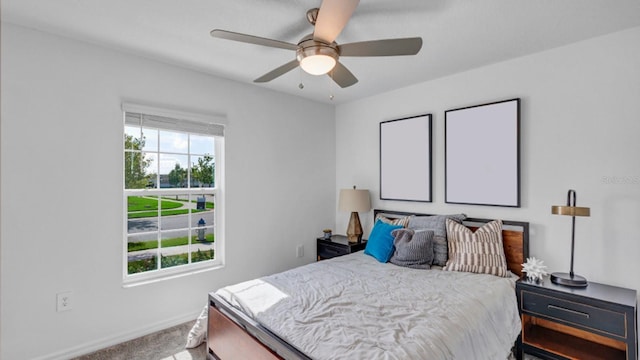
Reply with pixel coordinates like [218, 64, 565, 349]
[72, 319, 541, 360]
[73, 320, 206, 360]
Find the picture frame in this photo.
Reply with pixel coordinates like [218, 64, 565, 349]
[445, 98, 520, 207]
[380, 114, 432, 202]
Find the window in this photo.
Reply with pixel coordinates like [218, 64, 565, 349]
[123, 103, 225, 283]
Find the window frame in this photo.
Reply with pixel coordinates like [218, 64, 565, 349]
[121, 103, 225, 286]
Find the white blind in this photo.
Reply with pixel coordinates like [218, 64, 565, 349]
[122, 102, 225, 136]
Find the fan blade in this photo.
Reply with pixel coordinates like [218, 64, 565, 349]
[340, 37, 423, 57]
[254, 60, 300, 83]
[329, 62, 358, 88]
[313, 0, 360, 44]
[210, 29, 298, 51]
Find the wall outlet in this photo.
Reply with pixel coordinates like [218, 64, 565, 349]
[296, 244, 304, 258]
[56, 291, 73, 312]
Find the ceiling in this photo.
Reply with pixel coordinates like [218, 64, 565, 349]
[3, 0, 640, 104]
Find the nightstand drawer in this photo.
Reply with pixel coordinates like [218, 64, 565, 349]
[317, 242, 347, 259]
[521, 290, 627, 338]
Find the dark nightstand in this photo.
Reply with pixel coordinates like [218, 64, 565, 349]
[516, 278, 637, 360]
[316, 235, 366, 261]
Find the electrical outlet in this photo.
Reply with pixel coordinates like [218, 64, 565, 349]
[296, 245, 304, 258]
[56, 291, 73, 312]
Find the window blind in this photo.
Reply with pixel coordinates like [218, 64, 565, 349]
[122, 102, 225, 136]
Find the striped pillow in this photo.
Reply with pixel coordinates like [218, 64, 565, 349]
[375, 214, 411, 228]
[443, 219, 509, 277]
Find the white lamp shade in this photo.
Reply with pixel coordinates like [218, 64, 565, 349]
[300, 55, 337, 75]
[338, 189, 371, 212]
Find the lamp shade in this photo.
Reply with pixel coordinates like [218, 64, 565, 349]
[338, 188, 371, 212]
[299, 55, 337, 75]
[551, 206, 590, 217]
[296, 41, 338, 75]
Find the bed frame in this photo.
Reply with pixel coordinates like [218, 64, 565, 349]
[207, 209, 530, 360]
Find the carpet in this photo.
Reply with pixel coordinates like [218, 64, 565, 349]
[72, 321, 206, 360]
[73, 319, 542, 360]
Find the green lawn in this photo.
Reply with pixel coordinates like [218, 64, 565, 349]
[127, 249, 215, 274]
[128, 233, 214, 252]
[127, 196, 214, 219]
[127, 208, 211, 219]
[128, 196, 183, 211]
[159, 196, 214, 207]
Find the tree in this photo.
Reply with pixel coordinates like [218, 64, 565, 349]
[192, 154, 214, 187]
[168, 163, 186, 188]
[124, 134, 152, 189]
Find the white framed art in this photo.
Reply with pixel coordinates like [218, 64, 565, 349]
[380, 114, 432, 202]
[445, 98, 520, 207]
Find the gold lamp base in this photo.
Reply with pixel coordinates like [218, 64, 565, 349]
[346, 211, 363, 243]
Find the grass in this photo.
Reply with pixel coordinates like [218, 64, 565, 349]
[127, 208, 210, 219]
[128, 196, 183, 211]
[127, 196, 214, 219]
[127, 249, 215, 274]
[128, 233, 215, 252]
[128, 208, 205, 219]
[160, 196, 215, 206]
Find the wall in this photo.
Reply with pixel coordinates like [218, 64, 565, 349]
[336, 27, 640, 296]
[0, 24, 335, 359]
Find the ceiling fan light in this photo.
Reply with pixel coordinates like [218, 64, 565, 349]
[296, 42, 338, 75]
[300, 55, 337, 75]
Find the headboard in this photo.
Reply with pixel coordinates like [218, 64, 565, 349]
[373, 209, 529, 277]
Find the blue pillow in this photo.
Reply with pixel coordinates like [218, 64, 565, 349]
[364, 220, 403, 262]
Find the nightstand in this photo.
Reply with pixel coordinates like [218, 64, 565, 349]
[516, 278, 637, 360]
[316, 235, 366, 261]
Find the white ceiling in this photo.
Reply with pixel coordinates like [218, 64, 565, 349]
[3, 0, 640, 104]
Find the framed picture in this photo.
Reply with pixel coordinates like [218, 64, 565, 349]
[445, 98, 520, 207]
[380, 114, 432, 202]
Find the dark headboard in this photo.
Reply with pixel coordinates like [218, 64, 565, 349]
[373, 209, 529, 277]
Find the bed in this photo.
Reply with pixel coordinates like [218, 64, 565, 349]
[201, 209, 529, 360]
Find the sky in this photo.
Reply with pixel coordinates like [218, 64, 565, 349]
[125, 126, 215, 175]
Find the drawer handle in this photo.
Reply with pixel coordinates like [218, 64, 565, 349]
[547, 304, 590, 319]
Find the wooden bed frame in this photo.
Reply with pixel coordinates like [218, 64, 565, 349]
[207, 209, 530, 360]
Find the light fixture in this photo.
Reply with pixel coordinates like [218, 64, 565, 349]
[550, 189, 590, 287]
[338, 186, 371, 243]
[296, 38, 338, 75]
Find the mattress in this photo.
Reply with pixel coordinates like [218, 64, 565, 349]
[216, 252, 521, 360]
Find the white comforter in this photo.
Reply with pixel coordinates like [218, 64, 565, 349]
[216, 252, 521, 360]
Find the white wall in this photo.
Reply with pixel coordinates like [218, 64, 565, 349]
[0, 24, 335, 359]
[336, 27, 640, 296]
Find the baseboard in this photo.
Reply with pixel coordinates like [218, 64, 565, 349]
[30, 310, 201, 360]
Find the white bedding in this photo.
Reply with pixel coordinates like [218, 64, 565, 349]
[215, 252, 521, 360]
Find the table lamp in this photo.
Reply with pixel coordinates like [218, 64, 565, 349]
[338, 186, 371, 243]
[550, 189, 590, 287]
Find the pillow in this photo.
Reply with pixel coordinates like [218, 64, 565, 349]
[389, 229, 434, 269]
[375, 214, 411, 228]
[443, 219, 509, 277]
[407, 214, 466, 266]
[185, 305, 208, 348]
[364, 220, 403, 263]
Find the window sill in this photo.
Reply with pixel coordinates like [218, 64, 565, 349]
[123, 261, 224, 288]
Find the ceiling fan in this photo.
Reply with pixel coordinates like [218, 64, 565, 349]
[210, 0, 422, 88]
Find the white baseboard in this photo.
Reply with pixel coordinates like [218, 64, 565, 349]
[30, 311, 201, 360]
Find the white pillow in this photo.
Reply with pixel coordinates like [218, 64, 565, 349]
[185, 305, 208, 348]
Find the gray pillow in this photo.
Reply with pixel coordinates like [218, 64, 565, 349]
[408, 214, 466, 266]
[389, 228, 434, 269]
